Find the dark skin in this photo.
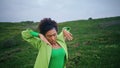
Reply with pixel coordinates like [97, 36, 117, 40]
[39, 28, 73, 48]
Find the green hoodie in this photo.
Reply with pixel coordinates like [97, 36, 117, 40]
[21, 27, 70, 68]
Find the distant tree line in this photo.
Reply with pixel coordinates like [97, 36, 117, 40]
[20, 21, 34, 23]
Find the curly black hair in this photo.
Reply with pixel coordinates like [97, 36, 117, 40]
[38, 18, 58, 35]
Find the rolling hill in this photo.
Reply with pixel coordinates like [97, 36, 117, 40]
[0, 16, 120, 68]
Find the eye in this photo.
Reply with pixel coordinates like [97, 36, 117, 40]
[48, 35, 52, 37]
[53, 33, 57, 36]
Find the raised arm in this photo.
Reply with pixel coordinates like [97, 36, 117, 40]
[21, 29, 41, 49]
[22, 28, 52, 49]
[57, 27, 73, 42]
[62, 27, 73, 41]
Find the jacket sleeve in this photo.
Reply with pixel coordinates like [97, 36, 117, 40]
[21, 28, 41, 49]
[57, 27, 71, 42]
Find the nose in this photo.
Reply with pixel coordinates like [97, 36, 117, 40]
[51, 36, 55, 41]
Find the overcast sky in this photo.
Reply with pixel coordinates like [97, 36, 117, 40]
[0, 0, 120, 22]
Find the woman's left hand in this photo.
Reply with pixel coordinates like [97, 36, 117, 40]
[63, 29, 73, 41]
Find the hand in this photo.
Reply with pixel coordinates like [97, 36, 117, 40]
[39, 34, 52, 46]
[63, 29, 73, 41]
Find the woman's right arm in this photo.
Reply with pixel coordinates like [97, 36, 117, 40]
[21, 29, 42, 49]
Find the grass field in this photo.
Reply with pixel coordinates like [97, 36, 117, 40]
[0, 16, 120, 68]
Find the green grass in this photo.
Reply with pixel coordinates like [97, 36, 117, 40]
[0, 16, 120, 68]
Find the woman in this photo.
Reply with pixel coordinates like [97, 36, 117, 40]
[21, 18, 73, 68]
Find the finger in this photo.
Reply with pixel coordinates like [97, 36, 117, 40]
[68, 36, 73, 41]
[67, 34, 73, 40]
[64, 31, 73, 41]
[66, 34, 73, 41]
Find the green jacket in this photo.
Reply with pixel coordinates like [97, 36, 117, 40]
[21, 27, 70, 68]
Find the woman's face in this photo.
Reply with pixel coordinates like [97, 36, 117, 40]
[45, 28, 57, 44]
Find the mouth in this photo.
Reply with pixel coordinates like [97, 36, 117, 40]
[50, 41, 56, 44]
